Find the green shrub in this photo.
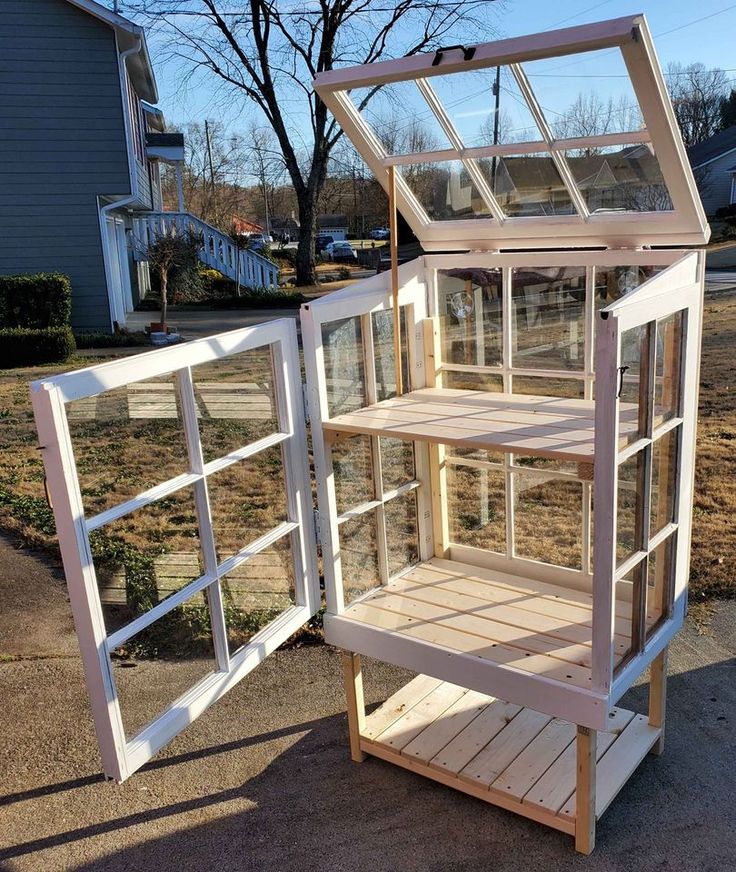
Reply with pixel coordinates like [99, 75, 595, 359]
[715, 203, 736, 221]
[74, 330, 149, 349]
[0, 327, 76, 368]
[0, 273, 72, 329]
[274, 248, 297, 267]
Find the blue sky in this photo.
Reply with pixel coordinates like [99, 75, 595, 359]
[142, 0, 736, 169]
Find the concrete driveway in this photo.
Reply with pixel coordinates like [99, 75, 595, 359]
[126, 307, 300, 341]
[0, 536, 734, 872]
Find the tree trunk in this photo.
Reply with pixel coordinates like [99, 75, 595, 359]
[296, 197, 318, 287]
[160, 267, 168, 328]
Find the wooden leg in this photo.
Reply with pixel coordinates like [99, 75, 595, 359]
[649, 647, 668, 756]
[575, 726, 596, 855]
[341, 650, 366, 763]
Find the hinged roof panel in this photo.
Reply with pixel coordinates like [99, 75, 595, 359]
[314, 15, 709, 251]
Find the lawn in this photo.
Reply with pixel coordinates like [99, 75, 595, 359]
[0, 285, 734, 659]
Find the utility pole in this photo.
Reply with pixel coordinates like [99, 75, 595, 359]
[491, 66, 501, 189]
[204, 119, 216, 221]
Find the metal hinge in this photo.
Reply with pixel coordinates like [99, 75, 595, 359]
[313, 509, 322, 546]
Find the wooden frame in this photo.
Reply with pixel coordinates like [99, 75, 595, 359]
[32, 320, 320, 782]
[314, 16, 709, 251]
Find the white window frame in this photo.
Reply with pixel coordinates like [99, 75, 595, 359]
[31, 320, 319, 782]
[314, 15, 709, 251]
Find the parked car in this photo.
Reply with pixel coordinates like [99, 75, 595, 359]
[316, 234, 334, 253]
[370, 227, 390, 240]
[324, 241, 357, 262]
[248, 233, 273, 251]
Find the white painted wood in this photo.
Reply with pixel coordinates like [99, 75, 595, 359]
[31, 319, 320, 782]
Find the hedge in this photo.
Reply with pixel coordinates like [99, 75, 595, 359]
[0, 327, 76, 368]
[0, 273, 72, 329]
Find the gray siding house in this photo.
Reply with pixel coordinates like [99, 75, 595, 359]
[0, 0, 173, 331]
[687, 126, 736, 216]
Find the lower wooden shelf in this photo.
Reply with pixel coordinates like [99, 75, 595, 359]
[359, 674, 661, 839]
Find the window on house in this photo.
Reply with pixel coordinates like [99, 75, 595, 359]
[127, 74, 145, 163]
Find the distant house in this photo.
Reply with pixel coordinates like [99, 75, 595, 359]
[687, 126, 736, 215]
[318, 215, 349, 240]
[271, 216, 300, 242]
[0, 0, 275, 333]
[231, 217, 263, 236]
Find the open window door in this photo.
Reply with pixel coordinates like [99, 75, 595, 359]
[31, 320, 319, 782]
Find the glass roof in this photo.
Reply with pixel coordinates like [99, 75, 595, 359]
[314, 15, 709, 251]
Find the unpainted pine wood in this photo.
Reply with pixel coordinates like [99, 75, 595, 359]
[368, 579, 597, 666]
[344, 599, 594, 687]
[523, 707, 635, 814]
[428, 557, 635, 621]
[341, 651, 367, 762]
[492, 718, 577, 800]
[375, 682, 468, 751]
[560, 714, 662, 822]
[648, 647, 668, 755]
[459, 707, 552, 787]
[362, 673, 444, 740]
[388, 165, 402, 396]
[430, 699, 523, 774]
[428, 442, 449, 559]
[401, 689, 494, 763]
[575, 726, 597, 855]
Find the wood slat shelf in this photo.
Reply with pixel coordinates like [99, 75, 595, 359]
[323, 388, 638, 464]
[360, 674, 661, 835]
[338, 558, 633, 690]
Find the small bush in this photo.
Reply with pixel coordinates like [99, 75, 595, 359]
[274, 248, 297, 267]
[714, 203, 736, 220]
[0, 273, 72, 329]
[0, 326, 76, 367]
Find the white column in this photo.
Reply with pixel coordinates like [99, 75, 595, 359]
[176, 161, 185, 213]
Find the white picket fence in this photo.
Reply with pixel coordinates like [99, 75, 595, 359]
[132, 212, 279, 290]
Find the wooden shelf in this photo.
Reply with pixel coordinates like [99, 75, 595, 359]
[334, 558, 631, 690]
[323, 388, 638, 464]
[360, 674, 661, 834]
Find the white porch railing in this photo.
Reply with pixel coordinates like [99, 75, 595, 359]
[132, 212, 279, 290]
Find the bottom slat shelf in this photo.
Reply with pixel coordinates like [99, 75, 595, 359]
[359, 675, 661, 838]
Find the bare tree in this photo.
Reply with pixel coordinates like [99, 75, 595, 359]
[246, 122, 287, 235]
[666, 63, 729, 147]
[123, 0, 499, 285]
[553, 92, 642, 155]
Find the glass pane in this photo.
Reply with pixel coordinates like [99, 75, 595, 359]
[614, 566, 638, 668]
[399, 160, 492, 221]
[617, 452, 642, 566]
[222, 534, 296, 656]
[618, 323, 649, 448]
[372, 308, 395, 400]
[348, 81, 452, 155]
[447, 464, 505, 553]
[491, 153, 575, 217]
[567, 143, 672, 213]
[322, 317, 366, 415]
[428, 67, 542, 147]
[207, 446, 288, 562]
[67, 372, 190, 517]
[594, 265, 666, 310]
[512, 266, 586, 370]
[380, 437, 415, 492]
[511, 375, 585, 399]
[647, 534, 675, 637]
[512, 455, 579, 475]
[333, 434, 374, 513]
[90, 485, 204, 635]
[437, 268, 502, 367]
[339, 510, 380, 604]
[514, 474, 582, 569]
[650, 429, 678, 539]
[111, 592, 216, 739]
[192, 347, 278, 464]
[523, 48, 644, 138]
[446, 445, 505, 466]
[443, 369, 504, 392]
[654, 310, 684, 427]
[385, 491, 419, 577]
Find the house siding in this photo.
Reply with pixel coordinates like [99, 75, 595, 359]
[0, 0, 132, 332]
[694, 150, 736, 215]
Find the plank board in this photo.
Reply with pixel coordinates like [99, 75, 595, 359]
[324, 388, 638, 464]
[360, 674, 660, 840]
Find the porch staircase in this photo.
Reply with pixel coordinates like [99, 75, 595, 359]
[132, 212, 279, 290]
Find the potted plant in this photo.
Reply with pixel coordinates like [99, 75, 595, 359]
[141, 224, 202, 337]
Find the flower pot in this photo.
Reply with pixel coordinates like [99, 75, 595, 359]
[149, 321, 166, 333]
